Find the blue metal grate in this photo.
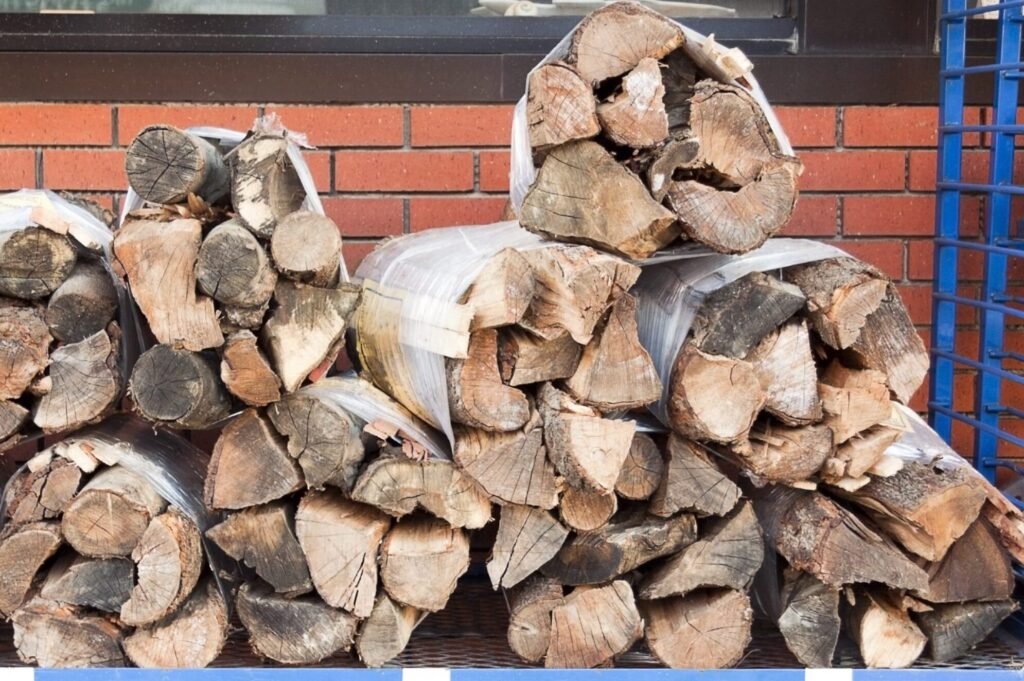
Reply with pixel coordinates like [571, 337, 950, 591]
[932, 0, 1024, 497]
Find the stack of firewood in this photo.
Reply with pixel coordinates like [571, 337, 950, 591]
[1, 416, 228, 668]
[117, 123, 359, 429]
[0, 190, 128, 452]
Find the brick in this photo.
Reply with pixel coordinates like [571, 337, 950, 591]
[907, 240, 987, 281]
[267, 106, 403, 147]
[843, 195, 934, 237]
[895, 283, 933, 325]
[800, 151, 905, 191]
[827, 239, 904, 280]
[907, 150, 989, 191]
[780, 195, 837, 236]
[117, 105, 257, 144]
[322, 197, 404, 237]
[775, 107, 835, 148]
[0, 104, 110, 146]
[479, 150, 511, 192]
[342, 240, 381, 274]
[844, 107, 981, 148]
[0, 149, 36, 189]
[409, 197, 507, 232]
[302, 151, 331, 191]
[411, 106, 514, 147]
[44, 149, 125, 191]
[335, 151, 473, 192]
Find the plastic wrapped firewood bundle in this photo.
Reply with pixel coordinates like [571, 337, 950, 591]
[0, 190, 142, 452]
[116, 117, 359, 430]
[507, 1, 800, 257]
[202, 374, 480, 667]
[0, 414, 230, 668]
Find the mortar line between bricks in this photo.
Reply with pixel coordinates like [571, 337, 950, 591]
[403, 198, 410, 235]
[34, 149, 42, 190]
[111, 106, 119, 147]
[403, 106, 411, 149]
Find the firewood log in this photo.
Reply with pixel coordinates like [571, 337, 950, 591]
[462, 248, 535, 331]
[222, 303, 268, 332]
[913, 519, 1015, 604]
[237, 581, 358, 665]
[33, 329, 121, 433]
[204, 409, 303, 510]
[0, 400, 28, 446]
[4, 454, 81, 526]
[487, 505, 568, 590]
[527, 62, 601, 152]
[13, 598, 125, 667]
[447, 329, 530, 432]
[822, 426, 903, 483]
[639, 501, 762, 598]
[520, 140, 678, 259]
[195, 218, 277, 309]
[270, 210, 342, 287]
[596, 57, 668, 148]
[559, 487, 617, 532]
[123, 577, 228, 668]
[545, 581, 643, 668]
[614, 432, 664, 501]
[356, 593, 423, 668]
[641, 589, 753, 669]
[563, 293, 661, 411]
[125, 124, 229, 205]
[785, 258, 888, 350]
[0, 521, 62, 616]
[351, 453, 492, 530]
[660, 49, 697, 135]
[44, 261, 118, 343]
[847, 589, 926, 669]
[542, 511, 697, 585]
[916, 600, 1018, 662]
[777, 570, 841, 668]
[819, 362, 892, 443]
[0, 227, 77, 300]
[499, 328, 581, 387]
[39, 553, 133, 612]
[507, 575, 562, 663]
[650, 434, 740, 517]
[205, 501, 312, 596]
[295, 489, 390, 617]
[220, 330, 282, 407]
[737, 421, 834, 484]
[745, 319, 822, 426]
[0, 304, 51, 400]
[120, 509, 203, 627]
[232, 133, 305, 239]
[62, 465, 166, 557]
[380, 516, 470, 611]
[130, 345, 231, 430]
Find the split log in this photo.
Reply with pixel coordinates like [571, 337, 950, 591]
[45, 261, 118, 343]
[746, 320, 822, 425]
[205, 409, 303, 510]
[913, 519, 1015, 604]
[647, 137, 700, 201]
[237, 581, 358, 665]
[823, 426, 903, 483]
[295, 489, 390, 618]
[381, 516, 470, 611]
[649, 434, 740, 517]
[667, 345, 766, 444]
[545, 581, 643, 668]
[447, 328, 530, 432]
[113, 216, 223, 351]
[785, 258, 888, 350]
[13, 599, 125, 667]
[916, 600, 1018, 662]
[559, 487, 617, 532]
[639, 501, 762, 598]
[462, 248, 535, 330]
[206, 501, 312, 596]
[120, 509, 203, 627]
[498, 329, 581, 387]
[777, 570, 841, 668]
[195, 219, 277, 309]
[232, 133, 305, 238]
[220, 330, 282, 407]
[562, 293, 661, 411]
[487, 505, 568, 590]
[542, 511, 697, 585]
[62, 465, 166, 558]
[847, 590, 927, 669]
[222, 303, 268, 331]
[739, 421, 834, 484]
[351, 454, 492, 529]
[596, 57, 668, 148]
[356, 593, 423, 668]
[4, 455, 81, 525]
[0, 304, 51, 400]
[40, 554, 133, 612]
[33, 330, 121, 433]
[123, 577, 228, 668]
[261, 281, 360, 392]
[526, 62, 601, 151]
[614, 432, 664, 501]
[520, 244, 639, 344]
[0, 226, 77, 300]
[519, 140, 678, 260]
[665, 80, 801, 254]
[130, 345, 231, 430]
[641, 589, 753, 669]
[125, 124, 229, 205]
[0, 400, 28, 444]
[819, 363, 893, 443]
[271, 210, 342, 287]
[507, 575, 562, 663]
[660, 49, 697, 134]
[0, 522, 62, 616]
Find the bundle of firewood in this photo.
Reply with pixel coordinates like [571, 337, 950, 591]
[1, 415, 229, 668]
[0, 190, 130, 452]
[116, 122, 359, 430]
[510, 1, 800, 257]
[202, 375, 483, 667]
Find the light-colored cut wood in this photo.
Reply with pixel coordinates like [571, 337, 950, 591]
[0, 522, 62, 616]
[642, 589, 753, 669]
[462, 248, 535, 331]
[447, 328, 530, 432]
[488, 505, 568, 590]
[271, 210, 342, 287]
[123, 577, 228, 669]
[597, 57, 668, 149]
[546, 581, 643, 668]
[381, 516, 470, 611]
[527, 61, 601, 151]
[220, 330, 282, 407]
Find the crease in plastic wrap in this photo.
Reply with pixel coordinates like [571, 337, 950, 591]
[353, 221, 546, 447]
[508, 14, 793, 213]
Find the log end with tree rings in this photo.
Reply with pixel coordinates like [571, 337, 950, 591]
[125, 124, 229, 205]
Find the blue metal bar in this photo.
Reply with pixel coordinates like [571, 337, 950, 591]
[988, 405, 1024, 420]
[991, 351, 1024, 362]
[933, 292, 1024, 322]
[929, 403, 1024, 450]
[936, 237, 1024, 259]
[936, 181, 1024, 195]
[943, 62, 1024, 77]
[941, 124, 1024, 133]
[941, 0, 1024, 21]
[931, 348, 1024, 387]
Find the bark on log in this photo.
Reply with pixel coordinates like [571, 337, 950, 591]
[4, 454, 81, 526]
[123, 577, 228, 669]
[0, 227, 77, 300]
[614, 433, 664, 501]
[824, 426, 903, 483]
[462, 248, 535, 331]
[220, 330, 282, 407]
[916, 600, 1018, 662]
[913, 519, 1015, 604]
[45, 261, 118, 343]
[559, 486, 617, 532]
[130, 345, 231, 430]
[488, 505, 569, 590]
[527, 61, 601, 152]
[546, 581, 643, 668]
[0, 522, 62, 616]
[232, 133, 305, 239]
[641, 589, 753, 669]
[507, 575, 562, 663]
[649, 434, 740, 517]
[777, 570, 841, 668]
[380, 516, 470, 611]
[40, 554, 133, 612]
[271, 210, 342, 287]
[596, 57, 668, 148]
[195, 219, 277, 309]
[785, 258, 888, 350]
[0, 304, 51, 400]
[746, 319, 822, 426]
[738, 421, 834, 484]
[447, 329, 530, 432]
[33, 330, 121, 433]
[125, 125, 230, 205]
[355, 593, 423, 668]
[847, 590, 927, 669]
[13, 599, 125, 667]
[499, 329, 581, 387]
